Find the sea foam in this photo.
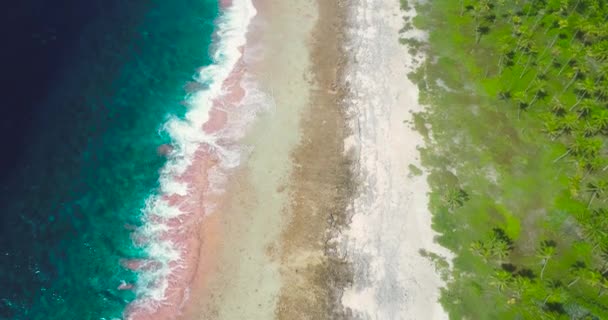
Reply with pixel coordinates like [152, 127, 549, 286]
[126, 0, 258, 315]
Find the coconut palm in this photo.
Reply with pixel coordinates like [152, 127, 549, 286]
[527, 79, 549, 107]
[472, 0, 491, 44]
[575, 78, 598, 98]
[470, 240, 492, 262]
[490, 269, 513, 292]
[543, 115, 563, 138]
[511, 276, 532, 300]
[555, 135, 602, 162]
[513, 91, 530, 118]
[561, 65, 586, 94]
[541, 47, 561, 75]
[583, 269, 608, 297]
[567, 261, 587, 288]
[557, 112, 578, 134]
[537, 240, 557, 280]
[557, 43, 583, 76]
[595, 79, 608, 101]
[591, 109, 608, 133]
[543, 279, 568, 305]
[518, 46, 539, 79]
[599, 246, 608, 273]
[549, 98, 566, 116]
[581, 121, 600, 137]
[599, 277, 608, 297]
[574, 99, 597, 119]
[582, 223, 607, 249]
[497, 37, 515, 74]
[585, 180, 608, 208]
[442, 187, 469, 212]
[491, 238, 511, 263]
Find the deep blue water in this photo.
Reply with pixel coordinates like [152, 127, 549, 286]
[0, 1, 218, 318]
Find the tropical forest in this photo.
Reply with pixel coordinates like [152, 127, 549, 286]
[402, 0, 608, 318]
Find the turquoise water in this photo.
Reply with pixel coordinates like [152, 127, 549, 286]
[0, 1, 219, 318]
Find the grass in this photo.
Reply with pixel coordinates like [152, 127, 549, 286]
[402, 0, 608, 318]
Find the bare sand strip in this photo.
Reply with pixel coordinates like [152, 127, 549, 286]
[339, 1, 452, 319]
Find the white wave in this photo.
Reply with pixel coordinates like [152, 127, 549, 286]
[128, 0, 258, 313]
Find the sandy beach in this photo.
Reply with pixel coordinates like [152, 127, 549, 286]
[339, 1, 452, 319]
[136, 0, 452, 319]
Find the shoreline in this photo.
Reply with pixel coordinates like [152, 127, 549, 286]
[126, 0, 453, 319]
[125, 1, 259, 319]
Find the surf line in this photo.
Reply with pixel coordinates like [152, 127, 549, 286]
[122, 1, 261, 319]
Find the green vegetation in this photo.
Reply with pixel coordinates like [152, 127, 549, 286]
[401, 0, 608, 318]
[409, 164, 424, 176]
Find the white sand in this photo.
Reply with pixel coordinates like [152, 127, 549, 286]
[340, 1, 453, 319]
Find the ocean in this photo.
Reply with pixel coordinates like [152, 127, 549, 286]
[0, 0, 220, 318]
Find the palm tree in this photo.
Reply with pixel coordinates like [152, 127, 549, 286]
[599, 277, 608, 297]
[490, 269, 513, 292]
[511, 276, 532, 301]
[581, 222, 607, 250]
[491, 239, 511, 263]
[518, 45, 539, 79]
[543, 279, 568, 305]
[513, 91, 529, 119]
[526, 79, 549, 107]
[599, 246, 608, 273]
[541, 47, 561, 75]
[497, 37, 514, 74]
[536, 240, 557, 280]
[574, 99, 597, 119]
[575, 78, 598, 99]
[561, 65, 586, 94]
[595, 79, 608, 101]
[472, 0, 491, 44]
[581, 121, 600, 137]
[543, 115, 563, 138]
[592, 109, 608, 132]
[557, 43, 583, 76]
[554, 135, 602, 163]
[442, 188, 468, 211]
[470, 240, 492, 262]
[557, 112, 578, 134]
[567, 262, 586, 288]
[583, 269, 608, 297]
[585, 180, 608, 208]
[549, 98, 566, 116]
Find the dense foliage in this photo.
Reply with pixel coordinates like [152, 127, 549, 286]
[404, 0, 608, 318]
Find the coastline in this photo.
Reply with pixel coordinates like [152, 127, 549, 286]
[125, 1, 259, 319]
[127, 0, 453, 319]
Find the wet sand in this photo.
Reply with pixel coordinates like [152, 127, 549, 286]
[182, 0, 323, 318]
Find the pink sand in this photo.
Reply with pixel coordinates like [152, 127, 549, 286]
[123, 3, 250, 317]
